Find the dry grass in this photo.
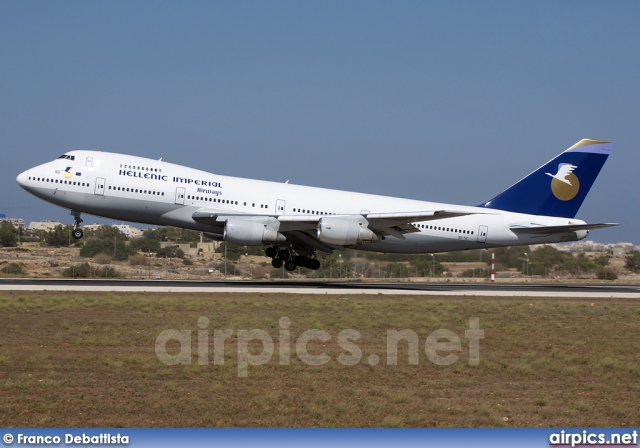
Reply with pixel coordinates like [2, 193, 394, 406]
[0, 292, 638, 427]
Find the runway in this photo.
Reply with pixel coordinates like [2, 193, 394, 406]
[1, 278, 639, 297]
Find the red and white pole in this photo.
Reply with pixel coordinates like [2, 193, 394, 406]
[491, 249, 495, 283]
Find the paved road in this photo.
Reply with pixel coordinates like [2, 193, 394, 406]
[1, 278, 639, 297]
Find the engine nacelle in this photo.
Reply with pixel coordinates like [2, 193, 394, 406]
[317, 216, 381, 245]
[224, 220, 286, 245]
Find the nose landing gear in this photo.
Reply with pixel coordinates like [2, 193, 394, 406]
[71, 211, 84, 239]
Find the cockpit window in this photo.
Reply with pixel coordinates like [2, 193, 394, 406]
[58, 154, 75, 161]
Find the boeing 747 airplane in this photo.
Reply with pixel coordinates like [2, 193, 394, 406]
[16, 139, 617, 271]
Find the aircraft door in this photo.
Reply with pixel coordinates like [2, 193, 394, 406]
[94, 177, 105, 196]
[276, 199, 286, 215]
[477, 225, 488, 243]
[175, 187, 186, 205]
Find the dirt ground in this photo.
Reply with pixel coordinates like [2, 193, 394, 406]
[0, 292, 638, 427]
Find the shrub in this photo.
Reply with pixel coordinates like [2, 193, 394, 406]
[3, 263, 25, 275]
[461, 268, 488, 278]
[214, 262, 239, 276]
[157, 246, 185, 259]
[596, 268, 618, 280]
[93, 253, 112, 265]
[79, 239, 136, 261]
[62, 263, 91, 278]
[62, 263, 121, 278]
[269, 268, 288, 279]
[130, 237, 161, 253]
[97, 266, 121, 278]
[129, 254, 149, 266]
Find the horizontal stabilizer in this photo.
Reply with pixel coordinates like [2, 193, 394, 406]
[510, 223, 619, 234]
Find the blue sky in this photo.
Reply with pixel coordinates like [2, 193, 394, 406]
[1, 1, 638, 243]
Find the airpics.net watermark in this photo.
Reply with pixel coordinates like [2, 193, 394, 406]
[155, 317, 484, 377]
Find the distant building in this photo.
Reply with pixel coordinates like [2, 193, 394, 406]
[0, 217, 25, 228]
[128, 226, 143, 238]
[27, 220, 62, 231]
[113, 224, 132, 237]
[82, 223, 142, 238]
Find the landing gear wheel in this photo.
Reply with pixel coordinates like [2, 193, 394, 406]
[306, 259, 321, 270]
[265, 247, 277, 258]
[284, 261, 297, 271]
[278, 249, 291, 261]
[70, 211, 84, 239]
[271, 258, 283, 268]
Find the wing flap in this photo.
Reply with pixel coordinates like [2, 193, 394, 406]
[192, 209, 276, 225]
[278, 215, 320, 223]
[366, 210, 478, 224]
[366, 210, 483, 238]
[510, 223, 619, 234]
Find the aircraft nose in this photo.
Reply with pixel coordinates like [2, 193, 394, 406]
[16, 170, 28, 188]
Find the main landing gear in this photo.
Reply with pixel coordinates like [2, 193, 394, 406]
[266, 246, 321, 272]
[71, 211, 84, 239]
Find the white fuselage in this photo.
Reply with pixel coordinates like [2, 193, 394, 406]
[16, 150, 587, 253]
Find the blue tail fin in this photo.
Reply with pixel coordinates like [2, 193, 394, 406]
[478, 139, 613, 218]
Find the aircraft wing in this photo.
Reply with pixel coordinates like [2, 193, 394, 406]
[278, 210, 482, 239]
[510, 223, 620, 235]
[193, 208, 484, 242]
[363, 210, 484, 239]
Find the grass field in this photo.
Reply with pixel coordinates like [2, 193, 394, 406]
[0, 291, 638, 427]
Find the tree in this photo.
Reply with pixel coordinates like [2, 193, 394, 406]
[44, 225, 72, 247]
[143, 227, 201, 243]
[156, 245, 185, 259]
[130, 237, 161, 253]
[625, 251, 640, 273]
[214, 262, 239, 276]
[0, 221, 17, 247]
[91, 225, 128, 241]
[215, 242, 241, 261]
[79, 238, 136, 261]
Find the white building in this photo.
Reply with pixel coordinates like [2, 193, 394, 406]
[27, 220, 63, 231]
[82, 223, 142, 238]
[113, 224, 132, 237]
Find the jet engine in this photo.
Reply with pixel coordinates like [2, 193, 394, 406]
[224, 220, 286, 245]
[317, 216, 381, 245]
